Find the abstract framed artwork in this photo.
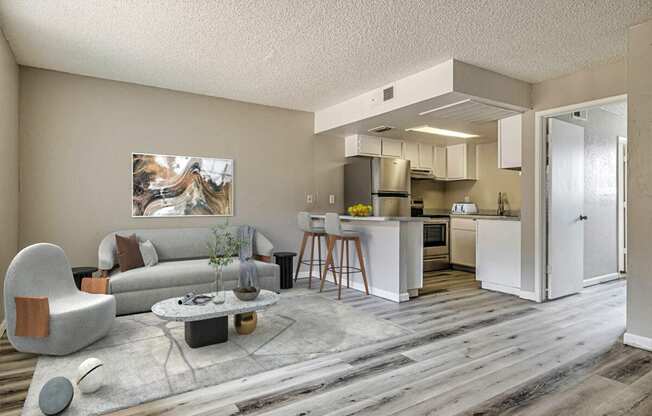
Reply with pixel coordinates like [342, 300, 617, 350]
[132, 153, 234, 217]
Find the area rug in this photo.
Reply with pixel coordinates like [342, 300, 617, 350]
[22, 289, 409, 415]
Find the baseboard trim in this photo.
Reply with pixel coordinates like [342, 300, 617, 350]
[0, 319, 6, 338]
[518, 290, 542, 302]
[583, 273, 620, 287]
[297, 271, 405, 302]
[481, 281, 521, 297]
[624, 332, 652, 352]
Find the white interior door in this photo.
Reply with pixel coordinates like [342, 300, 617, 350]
[547, 118, 585, 299]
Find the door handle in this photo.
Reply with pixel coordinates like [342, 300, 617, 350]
[579, 215, 588, 221]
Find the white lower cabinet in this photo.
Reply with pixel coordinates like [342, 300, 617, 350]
[450, 218, 476, 267]
[476, 219, 521, 295]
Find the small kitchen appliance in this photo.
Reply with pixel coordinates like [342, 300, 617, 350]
[451, 202, 478, 214]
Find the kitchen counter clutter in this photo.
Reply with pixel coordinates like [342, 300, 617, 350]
[310, 214, 423, 302]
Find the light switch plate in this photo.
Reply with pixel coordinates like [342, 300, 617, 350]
[329, 194, 335, 204]
[306, 194, 314, 204]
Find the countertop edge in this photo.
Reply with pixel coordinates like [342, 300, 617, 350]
[309, 214, 425, 222]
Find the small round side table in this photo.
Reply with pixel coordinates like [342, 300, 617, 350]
[273, 252, 297, 290]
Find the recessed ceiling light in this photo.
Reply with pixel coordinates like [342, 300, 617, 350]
[405, 126, 479, 138]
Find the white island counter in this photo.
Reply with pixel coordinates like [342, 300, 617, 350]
[310, 215, 424, 302]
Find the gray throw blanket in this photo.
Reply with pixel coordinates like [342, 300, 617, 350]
[238, 225, 258, 289]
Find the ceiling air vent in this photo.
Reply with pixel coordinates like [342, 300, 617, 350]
[571, 110, 588, 121]
[383, 86, 394, 102]
[368, 125, 394, 133]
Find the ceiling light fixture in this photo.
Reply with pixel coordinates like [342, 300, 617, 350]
[405, 126, 479, 139]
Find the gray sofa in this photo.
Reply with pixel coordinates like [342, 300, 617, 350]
[4, 243, 116, 355]
[98, 227, 279, 315]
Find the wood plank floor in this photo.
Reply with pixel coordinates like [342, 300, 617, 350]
[0, 335, 37, 416]
[419, 269, 480, 296]
[6, 273, 645, 415]
[102, 274, 640, 416]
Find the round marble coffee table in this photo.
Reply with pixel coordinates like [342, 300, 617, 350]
[152, 290, 280, 348]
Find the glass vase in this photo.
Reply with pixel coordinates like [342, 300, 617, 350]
[213, 269, 225, 304]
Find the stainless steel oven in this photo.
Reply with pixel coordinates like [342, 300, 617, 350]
[423, 218, 450, 271]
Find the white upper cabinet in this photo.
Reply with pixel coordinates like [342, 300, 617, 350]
[405, 142, 419, 166]
[418, 144, 434, 170]
[405, 142, 433, 172]
[434, 146, 447, 179]
[498, 114, 522, 170]
[382, 138, 404, 158]
[446, 143, 477, 180]
[345, 134, 406, 158]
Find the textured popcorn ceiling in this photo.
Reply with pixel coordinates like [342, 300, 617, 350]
[0, 1, 650, 111]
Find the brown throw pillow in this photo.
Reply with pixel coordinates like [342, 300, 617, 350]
[115, 234, 144, 272]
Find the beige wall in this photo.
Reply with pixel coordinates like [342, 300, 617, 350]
[19, 68, 344, 268]
[411, 179, 446, 209]
[520, 59, 627, 292]
[0, 29, 19, 322]
[411, 142, 521, 212]
[626, 20, 652, 341]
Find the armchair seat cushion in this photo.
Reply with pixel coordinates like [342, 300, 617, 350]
[46, 293, 116, 355]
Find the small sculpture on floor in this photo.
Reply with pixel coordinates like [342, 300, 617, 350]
[76, 358, 104, 394]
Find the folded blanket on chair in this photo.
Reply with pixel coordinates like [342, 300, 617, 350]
[238, 225, 258, 288]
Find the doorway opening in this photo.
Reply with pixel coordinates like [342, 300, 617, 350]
[542, 98, 627, 300]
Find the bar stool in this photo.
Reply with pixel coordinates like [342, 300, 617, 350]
[321, 213, 370, 300]
[295, 212, 328, 288]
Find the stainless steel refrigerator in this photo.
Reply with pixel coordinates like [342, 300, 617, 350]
[344, 157, 411, 217]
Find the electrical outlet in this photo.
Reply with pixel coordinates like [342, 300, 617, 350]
[329, 194, 335, 205]
[306, 194, 314, 204]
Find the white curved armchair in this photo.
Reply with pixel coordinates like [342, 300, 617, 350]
[4, 243, 116, 355]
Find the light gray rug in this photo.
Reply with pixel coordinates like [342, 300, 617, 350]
[22, 289, 409, 416]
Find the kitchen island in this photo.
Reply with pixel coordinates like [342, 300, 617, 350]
[310, 215, 424, 302]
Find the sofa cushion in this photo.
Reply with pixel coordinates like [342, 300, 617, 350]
[115, 234, 144, 272]
[139, 240, 159, 267]
[108, 258, 278, 294]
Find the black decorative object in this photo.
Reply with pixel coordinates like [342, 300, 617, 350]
[39, 377, 74, 415]
[178, 293, 213, 305]
[71, 267, 98, 290]
[274, 252, 297, 289]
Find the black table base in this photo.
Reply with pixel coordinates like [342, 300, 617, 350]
[184, 316, 228, 348]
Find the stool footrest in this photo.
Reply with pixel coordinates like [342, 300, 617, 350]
[300, 259, 325, 266]
[326, 265, 362, 274]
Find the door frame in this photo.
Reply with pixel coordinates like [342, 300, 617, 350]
[618, 136, 628, 274]
[533, 94, 627, 302]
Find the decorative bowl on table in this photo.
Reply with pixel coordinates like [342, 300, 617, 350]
[347, 204, 373, 217]
[233, 287, 260, 301]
